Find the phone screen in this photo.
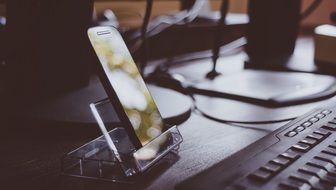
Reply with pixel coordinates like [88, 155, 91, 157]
[88, 27, 165, 146]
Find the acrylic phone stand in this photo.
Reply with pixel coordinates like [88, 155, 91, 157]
[61, 98, 183, 183]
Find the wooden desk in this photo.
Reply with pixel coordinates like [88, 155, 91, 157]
[1, 36, 334, 190]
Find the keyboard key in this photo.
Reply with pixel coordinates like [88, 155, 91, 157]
[279, 179, 311, 190]
[311, 182, 335, 190]
[315, 113, 326, 119]
[315, 152, 336, 165]
[270, 156, 291, 166]
[328, 143, 336, 149]
[279, 178, 311, 190]
[321, 123, 336, 131]
[326, 167, 336, 177]
[308, 158, 334, 171]
[313, 129, 331, 137]
[322, 147, 336, 156]
[309, 117, 319, 123]
[280, 151, 300, 160]
[285, 131, 298, 137]
[320, 175, 336, 186]
[248, 169, 273, 182]
[308, 159, 336, 177]
[302, 122, 312, 128]
[329, 118, 336, 124]
[321, 110, 332, 115]
[306, 133, 324, 141]
[295, 126, 305, 132]
[290, 172, 319, 185]
[298, 165, 336, 188]
[299, 164, 328, 178]
[331, 144, 336, 151]
[300, 138, 318, 146]
[261, 162, 282, 173]
[291, 143, 311, 152]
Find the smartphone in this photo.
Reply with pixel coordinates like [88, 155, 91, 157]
[88, 26, 167, 149]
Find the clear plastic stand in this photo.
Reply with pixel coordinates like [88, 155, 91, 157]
[61, 98, 183, 183]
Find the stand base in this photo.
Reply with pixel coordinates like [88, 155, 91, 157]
[205, 70, 221, 80]
[62, 126, 182, 183]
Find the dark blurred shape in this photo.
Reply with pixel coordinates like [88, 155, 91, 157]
[300, 0, 322, 20]
[180, 0, 196, 10]
[331, 11, 336, 23]
[5, 0, 94, 103]
[245, 0, 301, 69]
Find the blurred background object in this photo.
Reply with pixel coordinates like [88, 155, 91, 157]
[331, 11, 336, 23]
[91, 0, 336, 74]
[244, 0, 301, 70]
[314, 25, 336, 68]
[4, 0, 94, 103]
[93, 0, 336, 30]
[0, 0, 333, 96]
[94, 0, 247, 67]
[1, 0, 336, 125]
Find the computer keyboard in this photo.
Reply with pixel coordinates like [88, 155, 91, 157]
[176, 100, 336, 190]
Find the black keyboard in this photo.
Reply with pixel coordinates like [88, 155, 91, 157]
[176, 100, 336, 190]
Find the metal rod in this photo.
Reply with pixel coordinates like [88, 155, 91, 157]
[207, 0, 229, 79]
[140, 0, 153, 75]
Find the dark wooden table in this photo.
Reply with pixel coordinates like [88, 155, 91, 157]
[1, 36, 334, 190]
